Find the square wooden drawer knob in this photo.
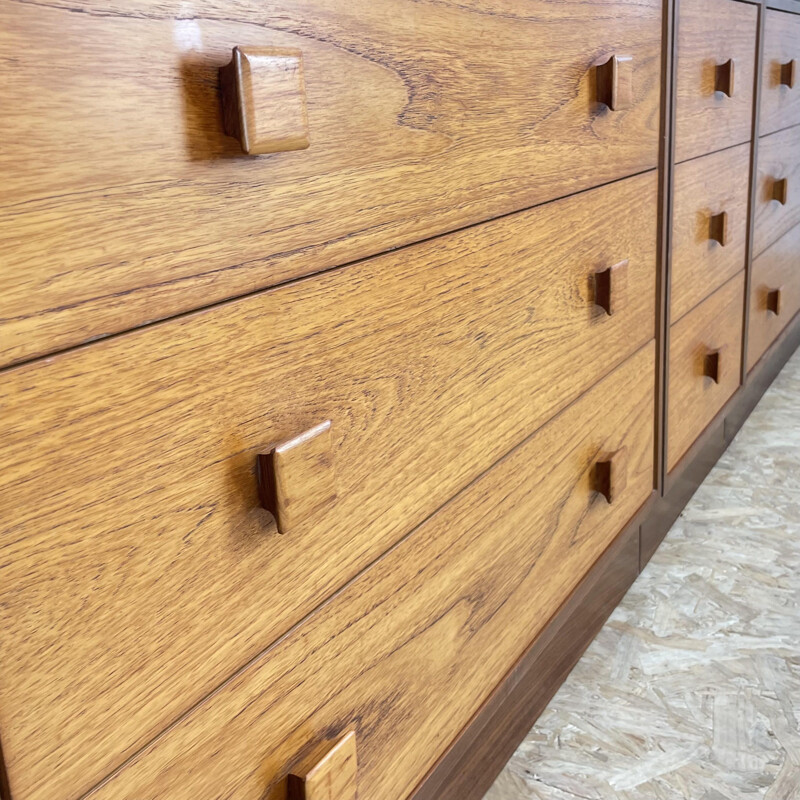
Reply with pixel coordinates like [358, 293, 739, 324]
[288, 731, 358, 800]
[593, 259, 629, 316]
[220, 46, 310, 155]
[593, 448, 628, 504]
[715, 59, 735, 97]
[772, 177, 789, 205]
[703, 349, 721, 384]
[709, 211, 728, 247]
[596, 55, 633, 111]
[767, 287, 783, 316]
[781, 59, 797, 89]
[257, 420, 336, 534]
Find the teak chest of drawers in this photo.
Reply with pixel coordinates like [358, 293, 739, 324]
[0, 1, 798, 799]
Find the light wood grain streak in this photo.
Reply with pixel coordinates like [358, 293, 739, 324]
[674, 0, 757, 163]
[0, 0, 662, 367]
[748, 223, 800, 371]
[0, 172, 657, 800]
[668, 273, 745, 472]
[760, 9, 800, 135]
[670, 144, 751, 323]
[754, 124, 800, 257]
[84, 343, 655, 800]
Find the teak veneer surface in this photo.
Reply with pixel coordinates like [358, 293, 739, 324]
[754, 124, 800, 257]
[673, 0, 757, 164]
[0, 172, 657, 800]
[668, 273, 744, 472]
[670, 143, 751, 323]
[760, 8, 800, 136]
[0, 0, 662, 368]
[85, 344, 656, 800]
[748, 222, 800, 371]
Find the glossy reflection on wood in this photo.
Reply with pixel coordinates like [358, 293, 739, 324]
[0, 0, 662, 368]
[83, 344, 656, 800]
[0, 172, 657, 800]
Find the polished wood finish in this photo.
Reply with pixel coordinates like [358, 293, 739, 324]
[748, 223, 800, 370]
[670, 143, 750, 322]
[0, 0, 663, 369]
[258, 421, 337, 534]
[597, 55, 634, 110]
[593, 260, 629, 316]
[86, 343, 656, 800]
[760, 8, 800, 134]
[754, 125, 800, 257]
[219, 47, 310, 155]
[0, 173, 657, 800]
[674, 0, 758, 163]
[287, 732, 357, 800]
[413, 512, 644, 800]
[668, 273, 744, 472]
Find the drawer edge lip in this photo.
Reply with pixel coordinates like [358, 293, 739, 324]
[766, 0, 800, 15]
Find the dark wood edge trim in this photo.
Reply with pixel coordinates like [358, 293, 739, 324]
[410, 496, 650, 800]
[643, 309, 800, 566]
[656, 0, 679, 492]
[742, 0, 768, 383]
[0, 733, 11, 800]
[766, 0, 800, 14]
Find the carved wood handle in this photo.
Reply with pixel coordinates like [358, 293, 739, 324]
[709, 211, 729, 246]
[219, 46, 310, 155]
[288, 731, 358, 800]
[715, 59, 735, 97]
[593, 448, 628, 504]
[593, 260, 629, 316]
[767, 287, 783, 316]
[596, 55, 633, 111]
[703, 349, 721, 384]
[257, 420, 336, 534]
[781, 59, 797, 89]
[773, 177, 789, 205]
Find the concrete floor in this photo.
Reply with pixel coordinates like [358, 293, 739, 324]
[485, 350, 800, 800]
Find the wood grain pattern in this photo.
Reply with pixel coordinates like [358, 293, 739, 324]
[219, 47, 311, 155]
[85, 343, 655, 800]
[257, 420, 337, 534]
[754, 124, 800, 257]
[0, 172, 657, 800]
[670, 144, 751, 323]
[748, 223, 800, 371]
[0, 0, 662, 368]
[287, 732, 357, 800]
[668, 273, 744, 472]
[760, 9, 800, 135]
[674, 0, 757, 164]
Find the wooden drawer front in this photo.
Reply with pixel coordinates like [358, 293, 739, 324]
[754, 125, 800, 258]
[0, 173, 657, 800]
[747, 223, 800, 371]
[0, 0, 662, 369]
[86, 344, 655, 800]
[760, 9, 800, 137]
[668, 273, 744, 472]
[674, 0, 757, 164]
[671, 143, 751, 323]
